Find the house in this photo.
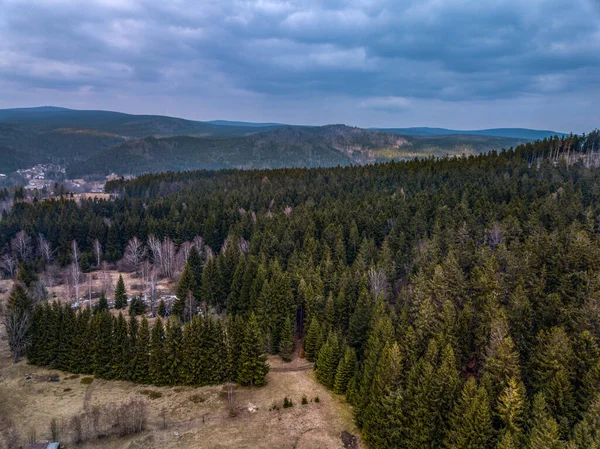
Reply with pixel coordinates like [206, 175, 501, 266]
[27, 443, 60, 449]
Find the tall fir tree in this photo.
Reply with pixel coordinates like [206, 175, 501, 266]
[237, 313, 269, 386]
[114, 275, 127, 309]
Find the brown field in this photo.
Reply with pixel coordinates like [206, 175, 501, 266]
[0, 273, 363, 449]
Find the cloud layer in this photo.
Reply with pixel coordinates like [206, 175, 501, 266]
[1, 0, 599, 130]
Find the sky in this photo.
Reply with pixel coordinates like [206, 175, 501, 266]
[1, 0, 599, 132]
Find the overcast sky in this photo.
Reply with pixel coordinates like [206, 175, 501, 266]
[1, 0, 599, 132]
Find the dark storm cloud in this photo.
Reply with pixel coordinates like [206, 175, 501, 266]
[0, 0, 599, 129]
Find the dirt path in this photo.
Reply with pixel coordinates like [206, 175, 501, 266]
[0, 346, 362, 449]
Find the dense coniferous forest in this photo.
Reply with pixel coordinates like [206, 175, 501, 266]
[3, 131, 600, 448]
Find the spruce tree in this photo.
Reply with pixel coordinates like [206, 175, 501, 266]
[445, 377, 494, 449]
[149, 318, 167, 385]
[111, 312, 129, 380]
[279, 314, 294, 362]
[92, 310, 114, 379]
[528, 393, 563, 449]
[174, 260, 198, 318]
[95, 292, 108, 313]
[303, 317, 323, 362]
[237, 313, 269, 386]
[334, 346, 357, 394]
[114, 275, 127, 309]
[133, 316, 150, 383]
[158, 299, 167, 317]
[316, 331, 340, 389]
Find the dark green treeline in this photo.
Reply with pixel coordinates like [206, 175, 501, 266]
[27, 304, 268, 387]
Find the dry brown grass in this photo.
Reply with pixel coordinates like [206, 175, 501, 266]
[0, 339, 362, 448]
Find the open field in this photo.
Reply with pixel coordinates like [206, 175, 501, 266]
[0, 272, 362, 448]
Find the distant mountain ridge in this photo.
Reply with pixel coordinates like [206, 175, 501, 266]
[0, 106, 561, 175]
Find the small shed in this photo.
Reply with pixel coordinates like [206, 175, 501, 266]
[27, 443, 60, 449]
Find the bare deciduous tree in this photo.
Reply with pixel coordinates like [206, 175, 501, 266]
[176, 241, 194, 273]
[93, 238, 102, 268]
[0, 254, 17, 279]
[71, 240, 81, 303]
[368, 267, 388, 301]
[1, 305, 31, 363]
[124, 236, 146, 275]
[149, 265, 158, 315]
[11, 230, 32, 261]
[37, 233, 53, 262]
[100, 261, 113, 295]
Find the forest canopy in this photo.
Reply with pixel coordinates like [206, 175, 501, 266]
[2, 131, 600, 448]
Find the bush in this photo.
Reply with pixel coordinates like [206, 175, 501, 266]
[189, 394, 205, 404]
[301, 395, 308, 405]
[283, 397, 294, 408]
[80, 377, 94, 385]
[139, 389, 162, 399]
[314, 396, 320, 403]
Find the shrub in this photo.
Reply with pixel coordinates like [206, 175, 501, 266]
[301, 395, 308, 405]
[283, 397, 294, 408]
[314, 396, 320, 403]
[80, 377, 94, 385]
[139, 389, 163, 399]
[189, 394, 205, 404]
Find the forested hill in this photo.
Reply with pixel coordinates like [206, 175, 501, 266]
[4, 131, 600, 448]
[67, 125, 528, 176]
[0, 106, 555, 174]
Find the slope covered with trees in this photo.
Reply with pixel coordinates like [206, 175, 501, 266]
[2, 131, 600, 448]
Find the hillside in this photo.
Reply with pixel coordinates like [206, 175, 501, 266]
[375, 126, 565, 139]
[0, 107, 548, 175]
[68, 125, 527, 176]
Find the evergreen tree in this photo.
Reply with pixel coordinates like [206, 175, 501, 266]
[334, 346, 357, 394]
[158, 299, 167, 317]
[279, 314, 294, 362]
[316, 331, 340, 389]
[95, 292, 108, 312]
[528, 393, 563, 449]
[114, 275, 127, 309]
[149, 318, 167, 385]
[445, 377, 494, 449]
[133, 316, 150, 383]
[92, 310, 114, 379]
[237, 313, 269, 386]
[303, 317, 323, 362]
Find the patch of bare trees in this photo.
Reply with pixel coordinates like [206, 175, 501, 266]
[70, 399, 148, 444]
[0, 254, 16, 278]
[368, 267, 389, 301]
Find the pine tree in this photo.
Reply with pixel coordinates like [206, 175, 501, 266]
[237, 313, 269, 386]
[334, 346, 357, 394]
[158, 299, 167, 317]
[497, 377, 526, 443]
[348, 287, 372, 358]
[316, 332, 341, 389]
[114, 275, 127, 309]
[95, 292, 108, 313]
[133, 316, 150, 383]
[279, 315, 294, 362]
[111, 312, 129, 380]
[362, 342, 403, 447]
[445, 377, 493, 449]
[149, 318, 167, 385]
[528, 393, 563, 449]
[174, 260, 198, 318]
[92, 310, 114, 379]
[165, 318, 183, 384]
[303, 317, 323, 362]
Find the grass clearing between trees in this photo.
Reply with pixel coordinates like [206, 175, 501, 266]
[0, 341, 361, 448]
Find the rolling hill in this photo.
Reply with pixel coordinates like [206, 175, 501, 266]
[0, 106, 556, 175]
[68, 125, 529, 176]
